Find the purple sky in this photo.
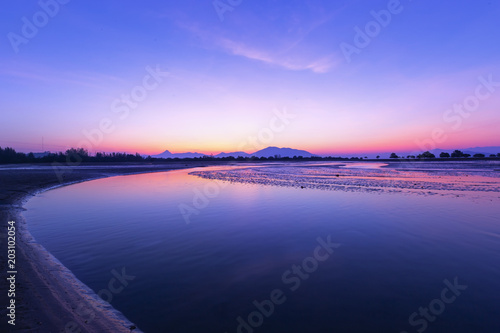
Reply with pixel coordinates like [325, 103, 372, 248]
[1, 0, 499, 155]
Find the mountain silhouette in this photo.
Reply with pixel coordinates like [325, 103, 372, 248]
[152, 146, 316, 159]
[215, 151, 250, 158]
[252, 146, 315, 158]
[152, 150, 206, 159]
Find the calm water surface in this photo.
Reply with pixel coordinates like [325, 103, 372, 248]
[23, 164, 500, 332]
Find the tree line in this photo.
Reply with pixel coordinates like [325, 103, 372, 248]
[0, 147, 145, 164]
[0, 147, 348, 164]
[389, 150, 500, 159]
[1, 146, 499, 164]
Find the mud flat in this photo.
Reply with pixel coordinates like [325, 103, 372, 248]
[190, 161, 500, 200]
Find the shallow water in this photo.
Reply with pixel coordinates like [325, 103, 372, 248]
[23, 162, 500, 332]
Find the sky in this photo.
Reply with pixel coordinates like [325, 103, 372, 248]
[1, 0, 499, 156]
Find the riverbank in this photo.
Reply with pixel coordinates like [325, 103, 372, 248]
[0, 162, 222, 332]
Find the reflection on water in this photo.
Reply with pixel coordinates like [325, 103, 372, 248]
[23, 163, 500, 332]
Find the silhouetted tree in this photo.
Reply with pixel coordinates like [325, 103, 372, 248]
[0, 147, 28, 163]
[440, 152, 450, 158]
[390, 153, 399, 159]
[473, 153, 485, 158]
[65, 148, 89, 161]
[451, 150, 465, 158]
[418, 151, 436, 159]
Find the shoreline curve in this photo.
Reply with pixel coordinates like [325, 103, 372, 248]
[0, 162, 222, 332]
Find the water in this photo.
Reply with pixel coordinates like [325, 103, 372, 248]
[23, 163, 500, 332]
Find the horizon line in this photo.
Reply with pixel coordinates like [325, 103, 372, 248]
[3, 144, 500, 157]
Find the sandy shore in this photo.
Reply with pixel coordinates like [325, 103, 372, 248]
[0, 162, 222, 333]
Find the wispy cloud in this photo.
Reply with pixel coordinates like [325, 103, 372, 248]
[172, 1, 346, 74]
[280, 55, 339, 74]
[177, 19, 341, 74]
[215, 37, 339, 73]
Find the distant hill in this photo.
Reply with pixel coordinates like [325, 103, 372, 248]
[459, 146, 500, 155]
[152, 150, 207, 159]
[32, 151, 51, 158]
[252, 146, 316, 158]
[215, 151, 250, 158]
[152, 146, 316, 159]
[152, 146, 499, 160]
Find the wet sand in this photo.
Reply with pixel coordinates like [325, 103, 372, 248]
[0, 162, 222, 333]
[191, 161, 500, 200]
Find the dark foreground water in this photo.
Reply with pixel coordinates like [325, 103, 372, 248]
[23, 163, 500, 332]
